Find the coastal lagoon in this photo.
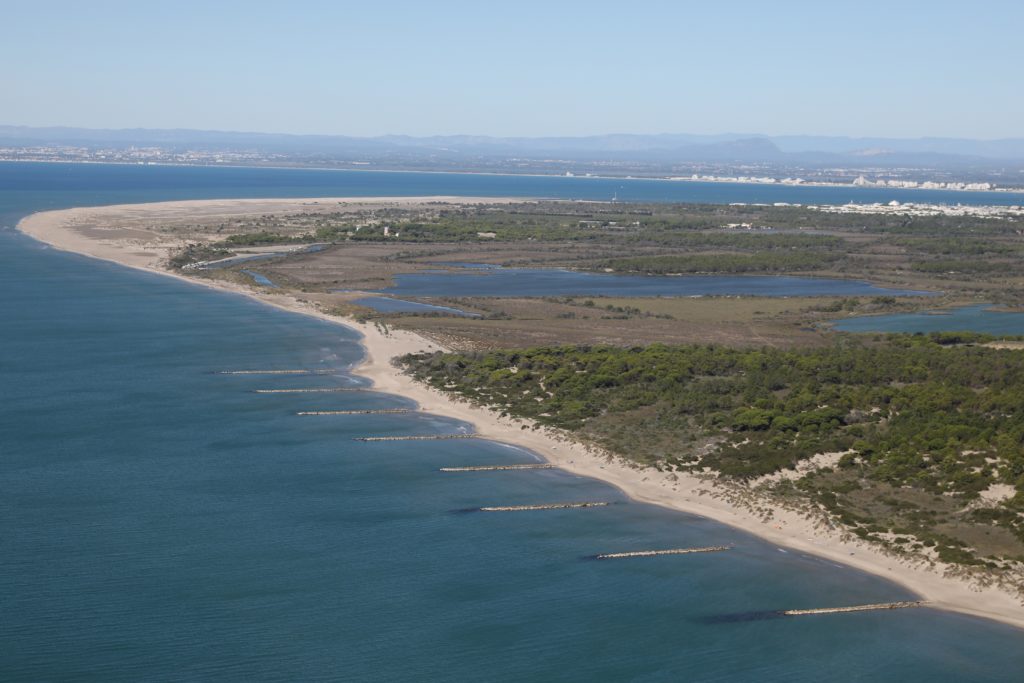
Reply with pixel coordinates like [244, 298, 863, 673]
[833, 304, 1024, 335]
[241, 269, 278, 287]
[3, 162, 1024, 681]
[375, 265, 932, 299]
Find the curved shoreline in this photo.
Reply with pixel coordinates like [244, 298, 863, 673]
[6, 158, 1024, 198]
[16, 197, 1024, 632]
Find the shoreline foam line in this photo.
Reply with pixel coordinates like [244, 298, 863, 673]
[478, 502, 611, 512]
[440, 464, 556, 472]
[782, 601, 926, 616]
[595, 546, 731, 559]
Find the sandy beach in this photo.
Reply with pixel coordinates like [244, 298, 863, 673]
[17, 197, 1024, 631]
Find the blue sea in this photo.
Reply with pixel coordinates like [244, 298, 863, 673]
[3, 162, 1024, 681]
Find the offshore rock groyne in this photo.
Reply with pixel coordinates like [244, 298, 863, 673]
[254, 388, 366, 394]
[594, 546, 731, 559]
[354, 434, 476, 442]
[782, 601, 926, 617]
[297, 409, 413, 416]
[216, 369, 337, 375]
[439, 464, 556, 472]
[478, 502, 611, 512]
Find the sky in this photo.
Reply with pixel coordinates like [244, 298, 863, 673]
[3, 0, 1023, 139]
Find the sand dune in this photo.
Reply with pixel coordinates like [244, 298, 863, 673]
[18, 198, 1024, 631]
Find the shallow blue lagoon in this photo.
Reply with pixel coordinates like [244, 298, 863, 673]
[240, 269, 278, 287]
[2, 162, 1024, 681]
[833, 304, 1024, 335]
[375, 266, 932, 299]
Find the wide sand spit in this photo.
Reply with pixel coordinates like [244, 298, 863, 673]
[17, 197, 1024, 630]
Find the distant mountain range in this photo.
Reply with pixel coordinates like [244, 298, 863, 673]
[3, 125, 1024, 168]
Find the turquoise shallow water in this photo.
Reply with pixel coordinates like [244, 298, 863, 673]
[834, 304, 1024, 335]
[3, 163, 1024, 681]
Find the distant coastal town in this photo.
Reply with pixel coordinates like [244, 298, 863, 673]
[809, 200, 1024, 218]
[3, 141, 1022, 193]
[671, 173, 1010, 192]
[721, 200, 1024, 219]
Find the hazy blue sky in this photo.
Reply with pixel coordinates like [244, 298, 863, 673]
[4, 0, 1022, 138]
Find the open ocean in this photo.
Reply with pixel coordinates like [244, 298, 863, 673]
[3, 162, 1024, 681]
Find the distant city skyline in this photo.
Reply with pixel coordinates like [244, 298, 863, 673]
[4, 0, 1023, 139]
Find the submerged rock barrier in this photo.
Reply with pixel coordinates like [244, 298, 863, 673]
[478, 502, 611, 512]
[254, 388, 366, 394]
[296, 409, 412, 416]
[354, 434, 476, 442]
[595, 546, 731, 559]
[439, 464, 556, 472]
[216, 369, 336, 375]
[782, 601, 926, 617]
